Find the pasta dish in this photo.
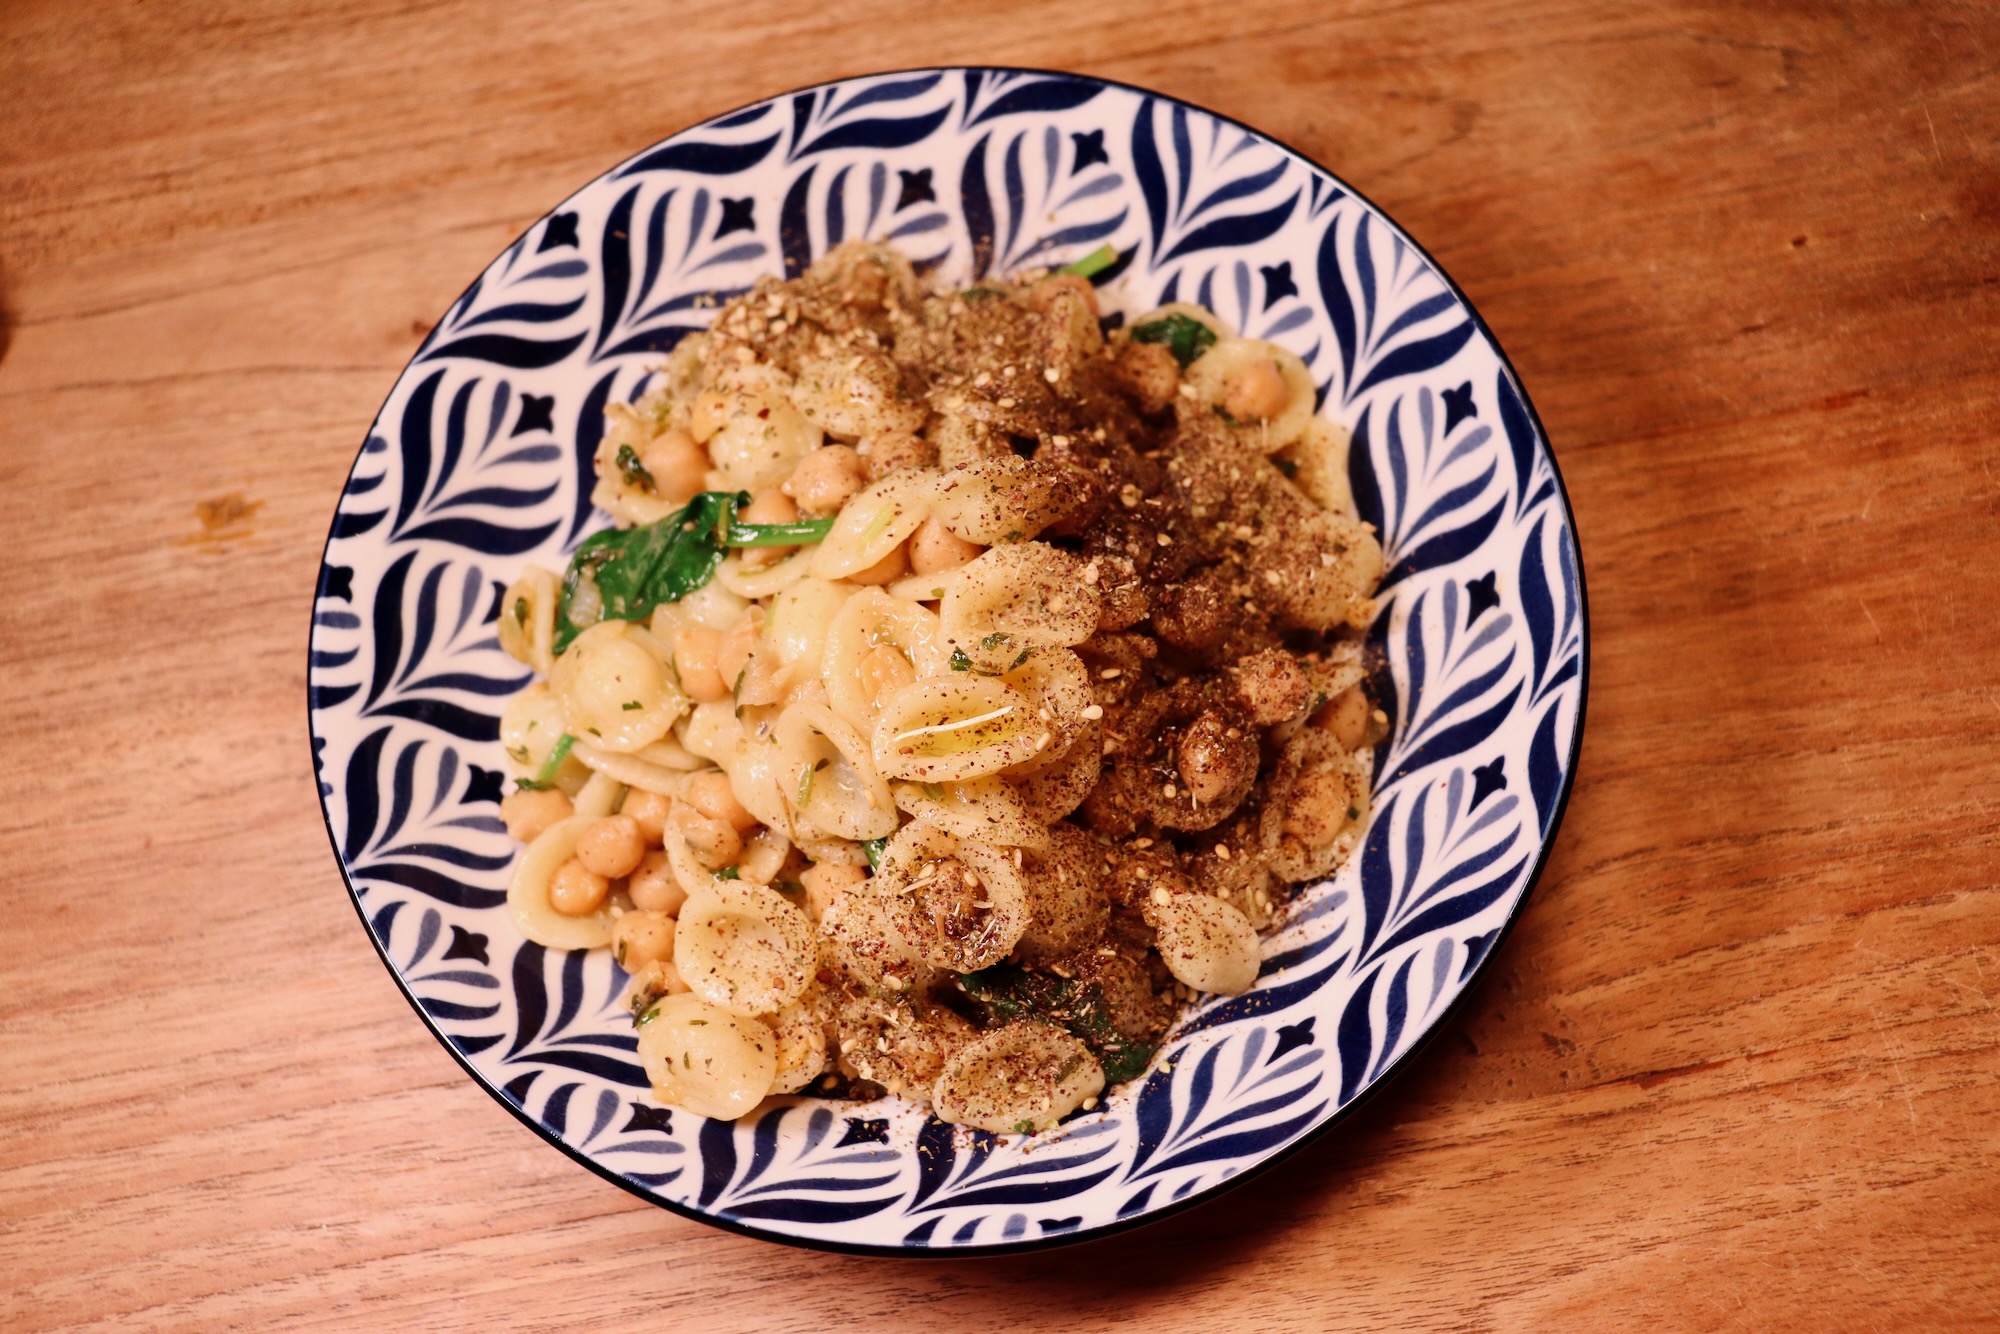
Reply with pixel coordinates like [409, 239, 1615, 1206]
[491, 241, 1384, 1134]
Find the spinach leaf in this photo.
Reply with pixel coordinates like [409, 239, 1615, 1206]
[1131, 313, 1218, 369]
[959, 963, 1158, 1084]
[862, 836, 890, 870]
[555, 492, 846, 652]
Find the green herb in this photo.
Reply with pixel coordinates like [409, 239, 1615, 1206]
[1055, 1053, 1083, 1083]
[1131, 312, 1218, 368]
[715, 865, 741, 881]
[862, 836, 890, 870]
[513, 733, 575, 791]
[1013, 1119, 1036, 1136]
[962, 286, 1001, 301]
[774, 880, 807, 897]
[555, 491, 742, 652]
[980, 632, 1013, 650]
[622, 700, 643, 711]
[634, 1002, 662, 1028]
[688, 1019, 708, 1027]
[1212, 403, 1239, 425]
[1274, 456, 1300, 479]
[512, 596, 529, 627]
[725, 516, 836, 547]
[960, 964, 1159, 1084]
[797, 762, 816, 808]
[949, 648, 973, 672]
[921, 782, 946, 801]
[615, 442, 656, 492]
[1009, 647, 1034, 671]
[1059, 244, 1118, 279]
[1347, 805, 1361, 821]
[930, 587, 945, 599]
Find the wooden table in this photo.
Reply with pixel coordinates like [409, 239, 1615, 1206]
[5, 1, 1997, 1328]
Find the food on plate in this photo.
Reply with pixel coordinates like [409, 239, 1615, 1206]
[492, 241, 1385, 1134]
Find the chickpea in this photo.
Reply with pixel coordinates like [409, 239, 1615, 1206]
[859, 430, 938, 481]
[638, 428, 709, 503]
[1224, 359, 1290, 422]
[739, 487, 798, 527]
[576, 815, 646, 878]
[1313, 685, 1375, 751]
[613, 910, 676, 970]
[688, 389, 730, 443]
[1280, 764, 1361, 845]
[846, 538, 909, 586]
[716, 614, 760, 693]
[800, 861, 868, 923]
[857, 644, 918, 706]
[1026, 272, 1100, 317]
[620, 789, 674, 845]
[548, 858, 610, 916]
[687, 771, 759, 832]
[738, 487, 800, 568]
[628, 848, 688, 915]
[670, 803, 744, 870]
[784, 444, 868, 517]
[908, 516, 984, 575]
[1116, 341, 1181, 414]
[673, 623, 729, 702]
[500, 787, 573, 843]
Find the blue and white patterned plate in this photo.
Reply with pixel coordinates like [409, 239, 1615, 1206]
[309, 67, 1586, 1255]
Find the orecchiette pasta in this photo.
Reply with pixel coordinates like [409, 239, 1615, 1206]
[549, 620, 687, 753]
[509, 815, 616, 949]
[487, 241, 1382, 1132]
[637, 993, 778, 1120]
[931, 1023, 1105, 1134]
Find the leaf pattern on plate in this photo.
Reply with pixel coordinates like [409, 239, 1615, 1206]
[309, 68, 1585, 1253]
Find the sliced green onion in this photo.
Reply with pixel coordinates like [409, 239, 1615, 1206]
[1060, 244, 1119, 279]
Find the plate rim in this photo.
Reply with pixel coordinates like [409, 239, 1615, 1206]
[306, 62, 1590, 1258]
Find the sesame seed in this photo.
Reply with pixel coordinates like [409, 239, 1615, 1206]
[1162, 783, 1177, 798]
[1156, 532, 1172, 546]
[1264, 569, 1283, 586]
[1081, 1096, 1098, 1111]
[1099, 667, 1122, 680]
[1320, 552, 1337, 567]
[974, 371, 991, 387]
[1150, 886, 1171, 906]
[1133, 837, 1154, 849]
[1044, 367, 1060, 383]
[1215, 844, 1231, 860]
[1080, 704, 1104, 721]
[1082, 562, 1100, 585]
[998, 397, 1017, 409]
[1051, 434, 1071, 447]
[1178, 383, 1198, 399]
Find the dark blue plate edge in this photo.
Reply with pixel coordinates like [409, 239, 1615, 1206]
[304, 63, 1590, 1261]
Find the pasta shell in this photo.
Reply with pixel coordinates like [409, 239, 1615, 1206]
[874, 818, 1029, 972]
[821, 588, 947, 734]
[507, 815, 615, 949]
[931, 1023, 1104, 1135]
[940, 544, 1099, 672]
[636, 993, 778, 1121]
[774, 703, 898, 842]
[807, 471, 937, 580]
[870, 675, 1042, 782]
[674, 877, 817, 1017]
[549, 620, 687, 753]
[1151, 894, 1261, 996]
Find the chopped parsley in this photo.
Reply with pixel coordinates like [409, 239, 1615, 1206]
[1131, 312, 1218, 369]
[615, 442, 656, 492]
[862, 836, 890, 870]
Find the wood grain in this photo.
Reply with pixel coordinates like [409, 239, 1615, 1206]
[4, 0, 1998, 1328]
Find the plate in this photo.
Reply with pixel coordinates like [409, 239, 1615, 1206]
[309, 67, 1586, 1255]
